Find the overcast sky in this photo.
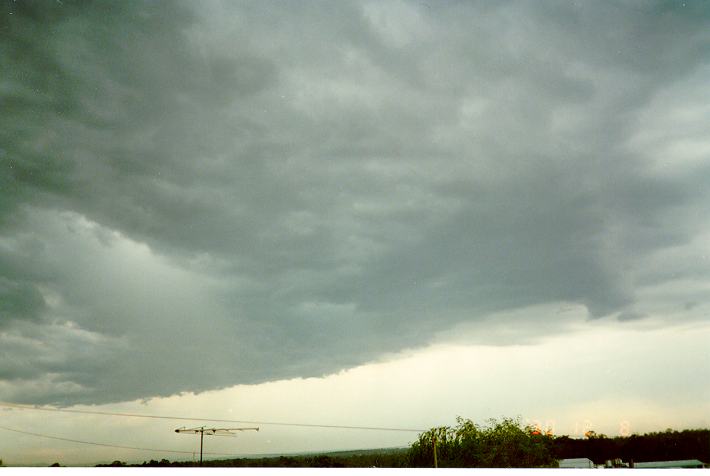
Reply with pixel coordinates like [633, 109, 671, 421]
[1, 0, 710, 466]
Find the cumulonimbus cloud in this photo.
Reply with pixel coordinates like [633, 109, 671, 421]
[1, 0, 709, 404]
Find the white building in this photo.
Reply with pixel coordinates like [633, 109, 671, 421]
[559, 458, 595, 468]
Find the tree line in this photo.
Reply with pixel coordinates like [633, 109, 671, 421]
[554, 428, 710, 465]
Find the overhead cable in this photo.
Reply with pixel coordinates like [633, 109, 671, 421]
[0, 401, 425, 432]
[0, 424, 242, 456]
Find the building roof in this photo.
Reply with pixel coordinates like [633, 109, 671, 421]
[634, 459, 706, 468]
[559, 458, 595, 468]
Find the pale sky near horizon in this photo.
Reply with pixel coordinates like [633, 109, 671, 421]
[1, 0, 710, 466]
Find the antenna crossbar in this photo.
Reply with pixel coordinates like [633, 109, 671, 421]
[174, 426, 258, 466]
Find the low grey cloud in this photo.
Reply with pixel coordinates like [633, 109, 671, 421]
[1, 0, 709, 404]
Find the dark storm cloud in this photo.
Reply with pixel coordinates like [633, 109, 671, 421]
[0, 277, 45, 325]
[1, 0, 709, 404]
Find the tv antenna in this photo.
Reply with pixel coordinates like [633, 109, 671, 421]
[174, 426, 259, 465]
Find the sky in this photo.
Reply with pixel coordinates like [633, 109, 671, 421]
[1, 0, 709, 466]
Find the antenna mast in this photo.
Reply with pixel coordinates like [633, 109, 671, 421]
[174, 426, 259, 466]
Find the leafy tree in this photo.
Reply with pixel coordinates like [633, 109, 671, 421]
[409, 417, 557, 468]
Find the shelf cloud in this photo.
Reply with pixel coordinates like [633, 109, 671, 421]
[1, 0, 709, 404]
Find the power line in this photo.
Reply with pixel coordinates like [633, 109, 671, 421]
[0, 424, 244, 457]
[0, 401, 425, 432]
[0, 423, 413, 465]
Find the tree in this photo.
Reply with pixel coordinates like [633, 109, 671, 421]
[409, 417, 557, 468]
